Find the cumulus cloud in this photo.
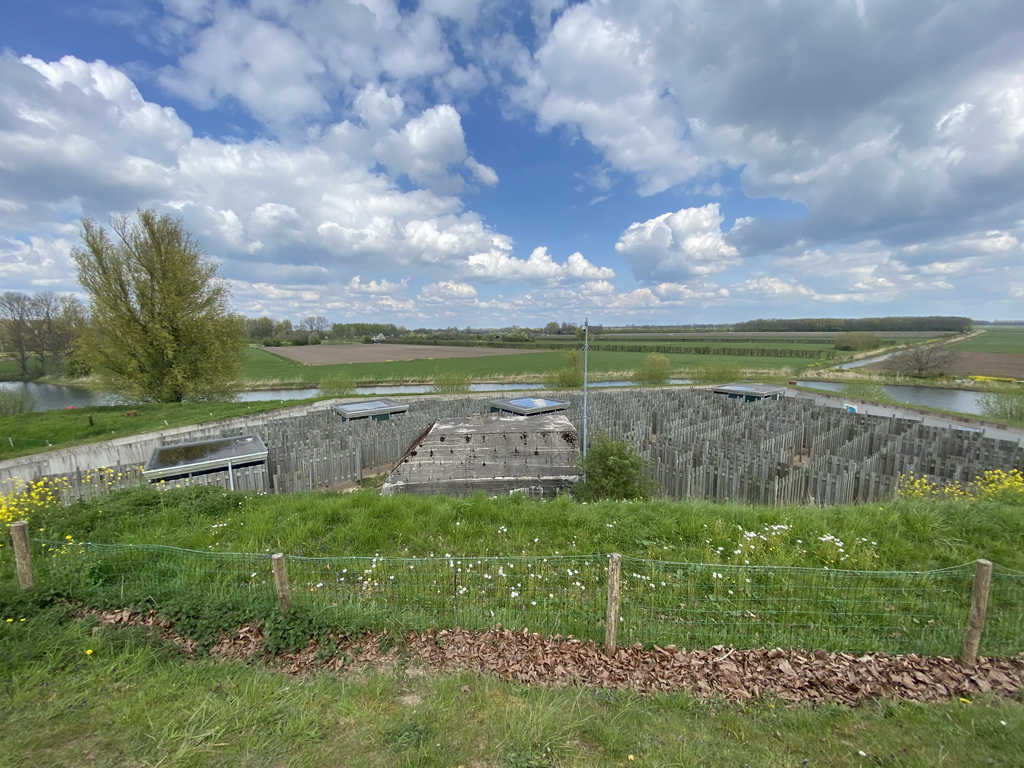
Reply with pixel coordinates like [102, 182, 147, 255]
[615, 204, 740, 283]
[514, 0, 1024, 251]
[466, 246, 613, 283]
[418, 280, 479, 301]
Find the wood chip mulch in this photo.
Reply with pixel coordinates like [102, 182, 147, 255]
[93, 609, 1024, 706]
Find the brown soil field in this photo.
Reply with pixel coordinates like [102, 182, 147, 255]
[868, 352, 1024, 380]
[262, 343, 543, 366]
[946, 352, 1024, 379]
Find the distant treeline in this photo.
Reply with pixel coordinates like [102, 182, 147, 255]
[731, 316, 972, 333]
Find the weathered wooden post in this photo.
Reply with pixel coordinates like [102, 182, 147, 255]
[10, 520, 35, 590]
[272, 553, 292, 613]
[604, 553, 622, 656]
[960, 558, 993, 665]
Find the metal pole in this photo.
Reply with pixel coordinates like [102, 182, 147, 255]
[582, 318, 589, 459]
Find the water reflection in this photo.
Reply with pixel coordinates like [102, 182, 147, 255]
[2, 379, 693, 412]
[795, 381, 985, 415]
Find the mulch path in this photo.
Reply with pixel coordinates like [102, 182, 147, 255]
[94, 609, 1024, 706]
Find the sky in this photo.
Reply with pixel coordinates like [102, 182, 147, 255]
[1, 0, 1023, 329]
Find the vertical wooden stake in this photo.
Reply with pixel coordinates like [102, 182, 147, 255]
[272, 553, 292, 614]
[11, 520, 35, 590]
[604, 553, 622, 657]
[961, 558, 993, 666]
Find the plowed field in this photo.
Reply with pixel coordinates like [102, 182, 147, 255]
[262, 343, 543, 366]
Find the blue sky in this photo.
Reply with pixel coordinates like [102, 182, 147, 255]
[2, 0, 1022, 328]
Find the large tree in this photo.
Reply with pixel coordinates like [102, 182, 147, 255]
[72, 209, 244, 402]
[886, 342, 959, 377]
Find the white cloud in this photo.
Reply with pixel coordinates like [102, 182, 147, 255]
[375, 104, 470, 191]
[419, 280, 479, 301]
[466, 246, 613, 283]
[615, 204, 740, 283]
[348, 276, 405, 294]
[513, 1, 1024, 251]
[465, 157, 499, 186]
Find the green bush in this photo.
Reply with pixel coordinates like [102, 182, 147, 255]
[834, 332, 881, 351]
[634, 353, 671, 386]
[543, 350, 584, 389]
[319, 373, 357, 398]
[430, 369, 472, 394]
[573, 431, 657, 501]
[979, 391, 1024, 424]
[840, 379, 890, 403]
[0, 388, 35, 416]
[689, 361, 741, 384]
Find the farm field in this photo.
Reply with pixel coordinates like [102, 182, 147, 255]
[245, 346, 824, 386]
[265, 342, 545, 365]
[943, 326, 1024, 379]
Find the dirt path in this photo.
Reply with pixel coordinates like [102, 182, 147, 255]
[92, 610, 1024, 706]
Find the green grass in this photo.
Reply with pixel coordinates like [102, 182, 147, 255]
[20, 487, 1024, 571]
[956, 326, 1024, 354]
[1, 608, 1019, 767]
[2, 490, 1023, 766]
[244, 347, 817, 387]
[0, 399, 319, 460]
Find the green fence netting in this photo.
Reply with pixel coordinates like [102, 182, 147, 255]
[9, 539, 1023, 656]
[618, 558, 976, 656]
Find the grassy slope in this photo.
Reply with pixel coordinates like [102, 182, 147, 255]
[0, 399, 318, 461]
[0, 614, 1019, 768]
[20, 488, 1024, 571]
[2, 490, 1022, 767]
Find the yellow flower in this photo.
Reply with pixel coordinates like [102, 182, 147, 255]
[85, 649, 93, 655]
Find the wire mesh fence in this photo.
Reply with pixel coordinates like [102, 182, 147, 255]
[617, 558, 976, 656]
[10, 539, 1023, 656]
[988, 567, 1024, 655]
[288, 554, 608, 640]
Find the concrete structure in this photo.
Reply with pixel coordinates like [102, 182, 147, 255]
[381, 413, 580, 497]
[333, 398, 409, 421]
[143, 434, 269, 489]
[488, 396, 570, 416]
[711, 383, 785, 402]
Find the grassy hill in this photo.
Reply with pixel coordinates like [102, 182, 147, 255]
[2, 488, 1022, 766]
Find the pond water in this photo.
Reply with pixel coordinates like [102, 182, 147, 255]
[795, 381, 986, 415]
[2, 379, 693, 412]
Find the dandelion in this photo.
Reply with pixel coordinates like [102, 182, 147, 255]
[85, 649, 93, 655]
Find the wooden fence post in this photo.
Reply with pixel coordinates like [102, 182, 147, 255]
[604, 553, 622, 656]
[272, 553, 292, 613]
[10, 520, 35, 590]
[960, 559, 993, 666]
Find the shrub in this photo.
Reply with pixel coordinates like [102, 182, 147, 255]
[840, 379, 890, 403]
[834, 332, 881, 351]
[689, 361, 741, 384]
[897, 469, 1024, 505]
[979, 391, 1024, 424]
[634, 353, 671, 387]
[543, 350, 584, 389]
[0, 388, 35, 416]
[573, 431, 657, 501]
[319, 373, 357, 399]
[430, 369, 472, 394]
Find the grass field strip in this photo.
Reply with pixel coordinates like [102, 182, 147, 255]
[26, 540, 1024, 657]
